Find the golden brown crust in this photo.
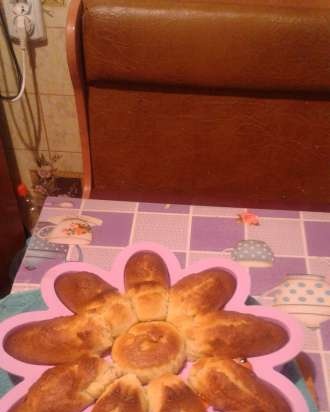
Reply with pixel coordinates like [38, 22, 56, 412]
[184, 311, 289, 360]
[188, 357, 291, 412]
[92, 374, 148, 412]
[8, 399, 26, 412]
[127, 282, 169, 321]
[82, 291, 138, 337]
[54, 271, 117, 313]
[124, 251, 170, 291]
[147, 374, 207, 412]
[5, 289, 139, 364]
[112, 321, 186, 384]
[4, 314, 113, 364]
[9, 356, 121, 412]
[167, 268, 236, 328]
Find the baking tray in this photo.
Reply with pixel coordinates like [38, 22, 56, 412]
[0, 241, 309, 412]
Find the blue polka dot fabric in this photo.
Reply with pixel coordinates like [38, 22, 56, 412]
[270, 276, 330, 307]
[231, 239, 274, 265]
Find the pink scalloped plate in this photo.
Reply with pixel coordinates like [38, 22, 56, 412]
[0, 241, 308, 412]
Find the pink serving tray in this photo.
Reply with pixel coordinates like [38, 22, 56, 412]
[0, 241, 308, 412]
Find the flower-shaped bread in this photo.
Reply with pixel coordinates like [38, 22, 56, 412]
[4, 251, 291, 412]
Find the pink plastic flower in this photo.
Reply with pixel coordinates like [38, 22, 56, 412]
[237, 212, 260, 226]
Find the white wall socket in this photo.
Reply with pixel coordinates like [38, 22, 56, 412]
[2, 0, 46, 42]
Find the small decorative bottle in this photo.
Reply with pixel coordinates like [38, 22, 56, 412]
[16, 183, 39, 235]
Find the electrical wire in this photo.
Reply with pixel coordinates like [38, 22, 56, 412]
[0, 8, 24, 101]
[10, 48, 25, 102]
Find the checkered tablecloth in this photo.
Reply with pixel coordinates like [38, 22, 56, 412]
[11, 196, 330, 412]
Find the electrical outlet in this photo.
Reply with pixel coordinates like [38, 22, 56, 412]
[2, 0, 46, 42]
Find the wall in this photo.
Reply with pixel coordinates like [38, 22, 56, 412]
[0, 0, 82, 194]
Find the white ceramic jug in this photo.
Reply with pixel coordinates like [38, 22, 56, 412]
[263, 274, 330, 329]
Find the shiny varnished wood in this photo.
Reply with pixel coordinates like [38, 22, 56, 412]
[66, 0, 91, 198]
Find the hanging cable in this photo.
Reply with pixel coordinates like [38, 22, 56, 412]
[9, 48, 26, 102]
[0, 8, 24, 101]
[9, 14, 28, 102]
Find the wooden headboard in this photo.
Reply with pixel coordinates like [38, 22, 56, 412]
[66, 0, 330, 210]
[67, 0, 91, 197]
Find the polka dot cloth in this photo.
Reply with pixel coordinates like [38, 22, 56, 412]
[231, 239, 274, 265]
[271, 277, 330, 306]
[29, 234, 69, 253]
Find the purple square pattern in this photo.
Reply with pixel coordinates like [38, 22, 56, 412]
[190, 217, 244, 251]
[305, 222, 330, 257]
[81, 212, 133, 246]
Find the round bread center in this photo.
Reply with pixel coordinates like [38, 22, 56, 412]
[112, 321, 186, 383]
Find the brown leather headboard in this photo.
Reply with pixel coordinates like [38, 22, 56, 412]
[67, 0, 330, 210]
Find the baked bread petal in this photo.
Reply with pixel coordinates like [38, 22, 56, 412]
[124, 251, 170, 291]
[55, 272, 117, 314]
[147, 374, 207, 412]
[82, 292, 138, 337]
[127, 282, 169, 321]
[189, 357, 291, 412]
[167, 268, 237, 328]
[92, 374, 148, 412]
[4, 314, 113, 364]
[112, 321, 186, 384]
[184, 311, 289, 360]
[9, 355, 121, 412]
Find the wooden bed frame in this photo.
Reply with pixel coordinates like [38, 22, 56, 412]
[66, 0, 91, 198]
[65, 0, 330, 210]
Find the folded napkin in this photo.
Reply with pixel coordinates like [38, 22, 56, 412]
[0, 292, 318, 411]
[0, 290, 47, 397]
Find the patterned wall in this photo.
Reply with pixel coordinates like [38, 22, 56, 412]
[0, 0, 82, 192]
